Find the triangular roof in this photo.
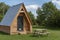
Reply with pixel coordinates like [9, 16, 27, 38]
[0, 3, 31, 26]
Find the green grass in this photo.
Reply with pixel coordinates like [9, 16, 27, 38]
[0, 26, 60, 40]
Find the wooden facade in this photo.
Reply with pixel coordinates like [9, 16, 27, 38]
[0, 3, 32, 35]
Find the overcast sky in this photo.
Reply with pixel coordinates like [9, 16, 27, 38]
[0, 0, 60, 17]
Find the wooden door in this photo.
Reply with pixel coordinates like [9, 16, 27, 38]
[17, 16, 23, 31]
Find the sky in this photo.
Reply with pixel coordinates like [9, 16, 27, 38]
[0, 0, 60, 17]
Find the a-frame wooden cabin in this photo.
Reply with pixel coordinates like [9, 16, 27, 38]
[0, 3, 32, 35]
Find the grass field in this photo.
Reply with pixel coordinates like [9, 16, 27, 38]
[0, 26, 60, 40]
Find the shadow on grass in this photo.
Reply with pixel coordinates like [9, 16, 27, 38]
[45, 26, 60, 31]
[29, 34, 48, 38]
[33, 25, 60, 31]
[0, 31, 9, 35]
[29, 33, 48, 38]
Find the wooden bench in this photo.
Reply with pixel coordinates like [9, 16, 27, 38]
[33, 29, 50, 36]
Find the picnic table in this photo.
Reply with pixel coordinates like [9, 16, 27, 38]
[33, 29, 50, 36]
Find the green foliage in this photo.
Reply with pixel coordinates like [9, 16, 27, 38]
[0, 2, 10, 22]
[28, 11, 36, 25]
[42, 2, 57, 14]
[36, 8, 45, 25]
[46, 10, 60, 27]
[36, 1, 60, 27]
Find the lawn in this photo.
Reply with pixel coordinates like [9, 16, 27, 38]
[0, 26, 60, 40]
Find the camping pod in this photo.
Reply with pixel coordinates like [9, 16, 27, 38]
[0, 3, 32, 35]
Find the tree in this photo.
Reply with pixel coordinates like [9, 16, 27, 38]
[42, 2, 60, 27]
[36, 1, 60, 27]
[28, 11, 36, 25]
[36, 7, 45, 25]
[41, 2, 57, 26]
[46, 10, 60, 27]
[0, 2, 10, 22]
